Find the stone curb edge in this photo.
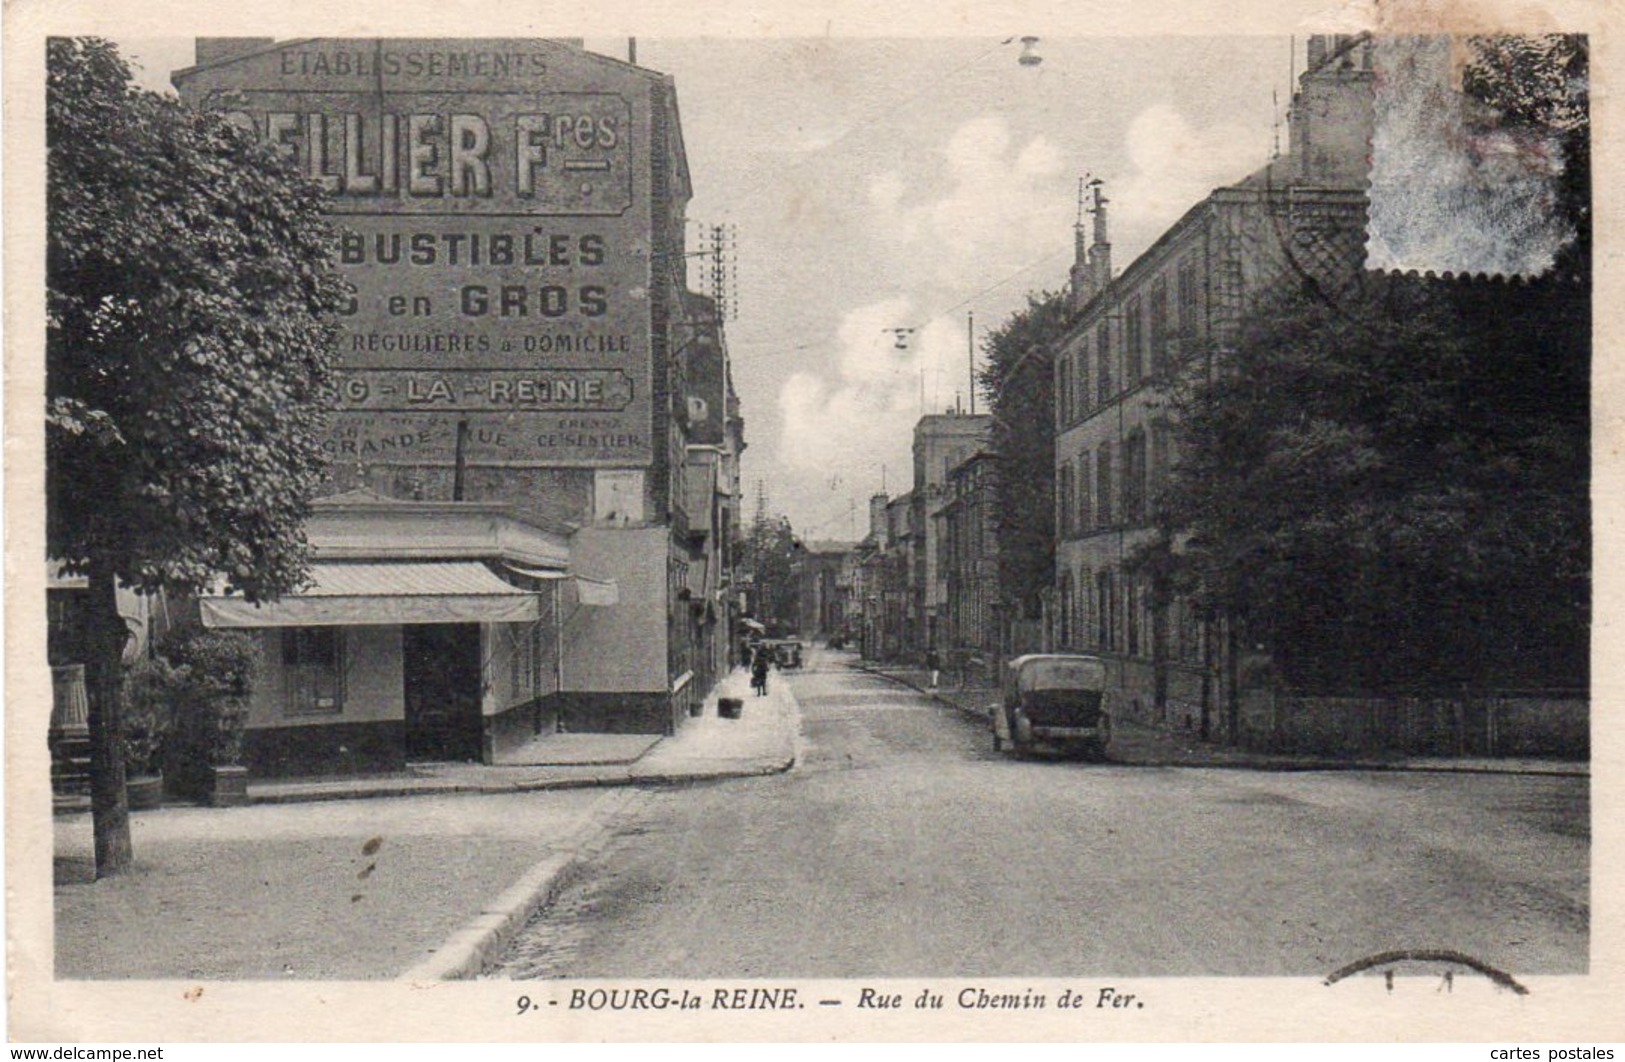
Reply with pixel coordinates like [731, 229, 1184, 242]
[857, 665, 1589, 779]
[395, 688, 800, 981]
[246, 753, 798, 806]
[397, 786, 641, 982]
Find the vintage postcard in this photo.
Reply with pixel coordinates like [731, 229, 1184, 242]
[5, 0, 1620, 1045]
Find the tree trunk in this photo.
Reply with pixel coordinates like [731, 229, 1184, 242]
[84, 561, 133, 877]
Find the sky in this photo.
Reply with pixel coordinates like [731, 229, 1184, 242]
[116, 35, 1296, 543]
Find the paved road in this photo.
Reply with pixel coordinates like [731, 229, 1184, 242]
[489, 649, 1588, 979]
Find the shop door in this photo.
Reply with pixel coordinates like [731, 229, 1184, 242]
[403, 624, 483, 762]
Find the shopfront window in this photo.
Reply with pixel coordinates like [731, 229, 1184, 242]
[283, 627, 345, 715]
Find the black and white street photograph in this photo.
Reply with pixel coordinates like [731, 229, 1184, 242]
[6, 3, 1615, 1045]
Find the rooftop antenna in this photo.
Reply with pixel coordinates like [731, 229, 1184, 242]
[1272, 87, 1282, 160]
[708, 223, 735, 321]
[967, 310, 977, 415]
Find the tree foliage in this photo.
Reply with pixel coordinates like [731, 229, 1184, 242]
[1147, 35, 1590, 694]
[47, 38, 348, 875]
[977, 290, 1070, 620]
[1462, 34, 1589, 280]
[746, 513, 801, 634]
[1164, 271, 1587, 691]
[48, 37, 349, 600]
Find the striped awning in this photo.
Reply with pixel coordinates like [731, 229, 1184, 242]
[200, 561, 539, 628]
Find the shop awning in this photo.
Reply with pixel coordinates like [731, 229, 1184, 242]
[200, 561, 540, 628]
[502, 562, 618, 606]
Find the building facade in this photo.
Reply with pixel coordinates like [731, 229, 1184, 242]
[174, 38, 741, 756]
[910, 413, 991, 657]
[938, 449, 1000, 672]
[792, 543, 854, 641]
[1052, 35, 1372, 738]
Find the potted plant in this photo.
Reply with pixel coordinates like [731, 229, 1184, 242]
[163, 630, 262, 807]
[120, 656, 176, 810]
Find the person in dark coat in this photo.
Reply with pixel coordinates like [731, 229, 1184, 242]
[751, 649, 771, 696]
[926, 647, 941, 689]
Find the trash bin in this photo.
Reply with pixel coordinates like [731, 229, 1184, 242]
[718, 697, 744, 719]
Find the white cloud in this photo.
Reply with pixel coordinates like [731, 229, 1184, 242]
[774, 114, 1069, 528]
[1112, 103, 1268, 253]
[862, 114, 1071, 299]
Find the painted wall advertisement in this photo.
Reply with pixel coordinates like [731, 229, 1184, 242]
[180, 40, 654, 466]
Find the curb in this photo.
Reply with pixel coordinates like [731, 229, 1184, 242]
[398, 786, 644, 982]
[396, 684, 800, 981]
[247, 756, 800, 806]
[858, 664, 1589, 779]
[250, 773, 636, 805]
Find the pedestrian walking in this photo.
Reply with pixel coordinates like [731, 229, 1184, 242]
[751, 650, 771, 696]
[926, 647, 941, 690]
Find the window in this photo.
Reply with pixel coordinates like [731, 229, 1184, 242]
[1058, 461, 1075, 539]
[1123, 431, 1148, 525]
[1177, 256, 1199, 338]
[1097, 570, 1115, 651]
[1059, 571, 1074, 648]
[1179, 596, 1204, 664]
[1126, 577, 1141, 657]
[510, 618, 553, 701]
[1057, 358, 1072, 428]
[1077, 338, 1092, 414]
[1125, 296, 1144, 387]
[1096, 323, 1112, 403]
[283, 627, 344, 715]
[1149, 276, 1169, 375]
[1077, 454, 1093, 534]
[1150, 420, 1171, 501]
[1096, 443, 1114, 528]
[1079, 566, 1094, 647]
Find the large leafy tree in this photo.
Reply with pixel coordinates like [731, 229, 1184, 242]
[1164, 270, 1586, 691]
[1151, 34, 1588, 696]
[47, 38, 348, 875]
[978, 291, 1069, 632]
[746, 512, 801, 634]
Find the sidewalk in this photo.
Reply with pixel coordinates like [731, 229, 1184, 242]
[860, 662, 1588, 777]
[50, 669, 798, 981]
[249, 667, 792, 805]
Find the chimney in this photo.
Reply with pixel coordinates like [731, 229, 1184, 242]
[1088, 179, 1112, 290]
[869, 493, 889, 545]
[1306, 35, 1328, 72]
[194, 38, 275, 67]
[1289, 34, 1375, 185]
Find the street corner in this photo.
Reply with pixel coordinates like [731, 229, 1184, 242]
[625, 676, 799, 783]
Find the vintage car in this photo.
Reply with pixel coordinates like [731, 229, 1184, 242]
[774, 640, 804, 669]
[993, 653, 1112, 760]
